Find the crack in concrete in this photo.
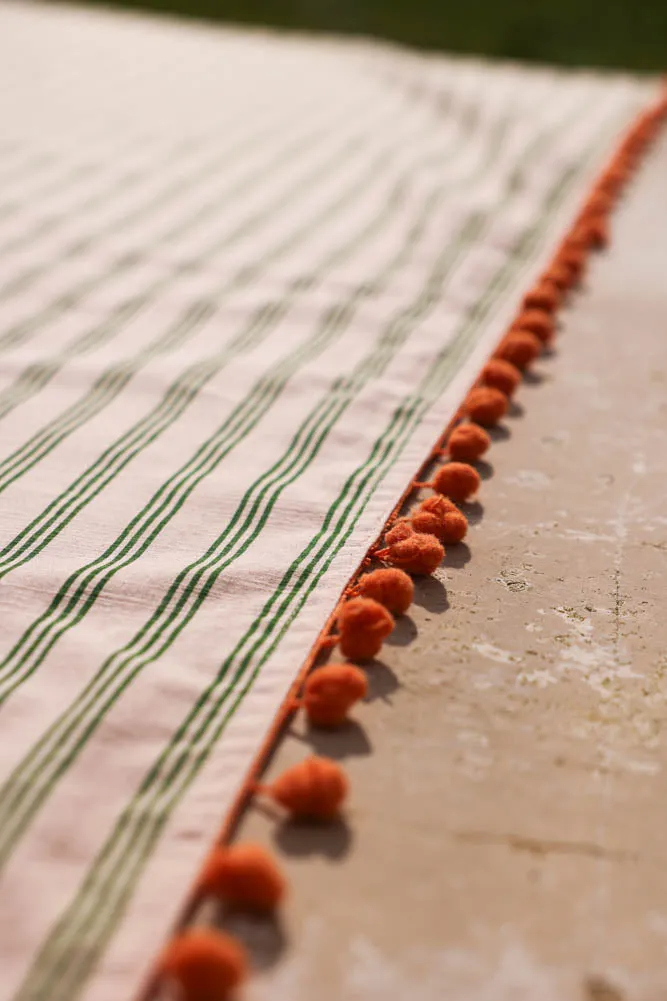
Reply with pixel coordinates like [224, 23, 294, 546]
[454, 830, 638, 862]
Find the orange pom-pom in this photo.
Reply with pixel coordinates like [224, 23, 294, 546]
[198, 844, 285, 912]
[448, 423, 491, 461]
[159, 929, 247, 1001]
[412, 494, 458, 532]
[512, 309, 554, 344]
[464, 386, 508, 426]
[337, 597, 394, 661]
[571, 219, 609, 251]
[609, 165, 629, 184]
[410, 508, 445, 538]
[591, 218, 610, 249]
[545, 262, 575, 291]
[522, 280, 560, 313]
[598, 168, 625, 197]
[441, 509, 468, 544]
[585, 217, 610, 249]
[582, 191, 613, 218]
[412, 492, 454, 516]
[384, 518, 414, 545]
[379, 532, 444, 575]
[412, 501, 468, 544]
[431, 462, 480, 502]
[557, 246, 586, 282]
[494, 330, 541, 370]
[607, 164, 628, 183]
[358, 567, 414, 615]
[267, 756, 348, 820]
[416, 494, 457, 517]
[301, 663, 368, 727]
[481, 358, 521, 397]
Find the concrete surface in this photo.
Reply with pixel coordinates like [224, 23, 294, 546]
[208, 134, 667, 1001]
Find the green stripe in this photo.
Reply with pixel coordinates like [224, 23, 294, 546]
[0, 151, 56, 200]
[0, 139, 160, 229]
[0, 101, 475, 696]
[0, 152, 99, 223]
[0, 142, 206, 294]
[0, 92, 580, 866]
[0, 94, 342, 350]
[0, 175, 460, 700]
[0, 136, 200, 259]
[0, 88, 403, 422]
[0, 105, 394, 479]
[14, 104, 625, 1001]
[0, 101, 483, 578]
[0, 89, 360, 356]
[0, 191, 465, 854]
[0, 96, 308, 300]
[0, 91, 537, 708]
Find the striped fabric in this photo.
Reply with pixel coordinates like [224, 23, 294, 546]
[0, 3, 657, 999]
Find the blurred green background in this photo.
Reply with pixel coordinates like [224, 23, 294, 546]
[83, 0, 667, 71]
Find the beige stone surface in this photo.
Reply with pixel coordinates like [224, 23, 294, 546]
[208, 135, 667, 1001]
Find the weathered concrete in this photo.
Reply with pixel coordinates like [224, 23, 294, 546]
[211, 134, 667, 1001]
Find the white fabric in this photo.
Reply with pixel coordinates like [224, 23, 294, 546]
[0, 3, 657, 999]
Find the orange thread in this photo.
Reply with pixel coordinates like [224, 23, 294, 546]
[158, 929, 248, 1001]
[481, 358, 522, 397]
[197, 843, 286, 912]
[494, 330, 542, 369]
[376, 532, 445, 575]
[316, 634, 339, 653]
[337, 596, 395, 661]
[464, 386, 509, 426]
[260, 756, 348, 820]
[447, 422, 491, 461]
[358, 567, 414, 615]
[299, 662, 368, 727]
